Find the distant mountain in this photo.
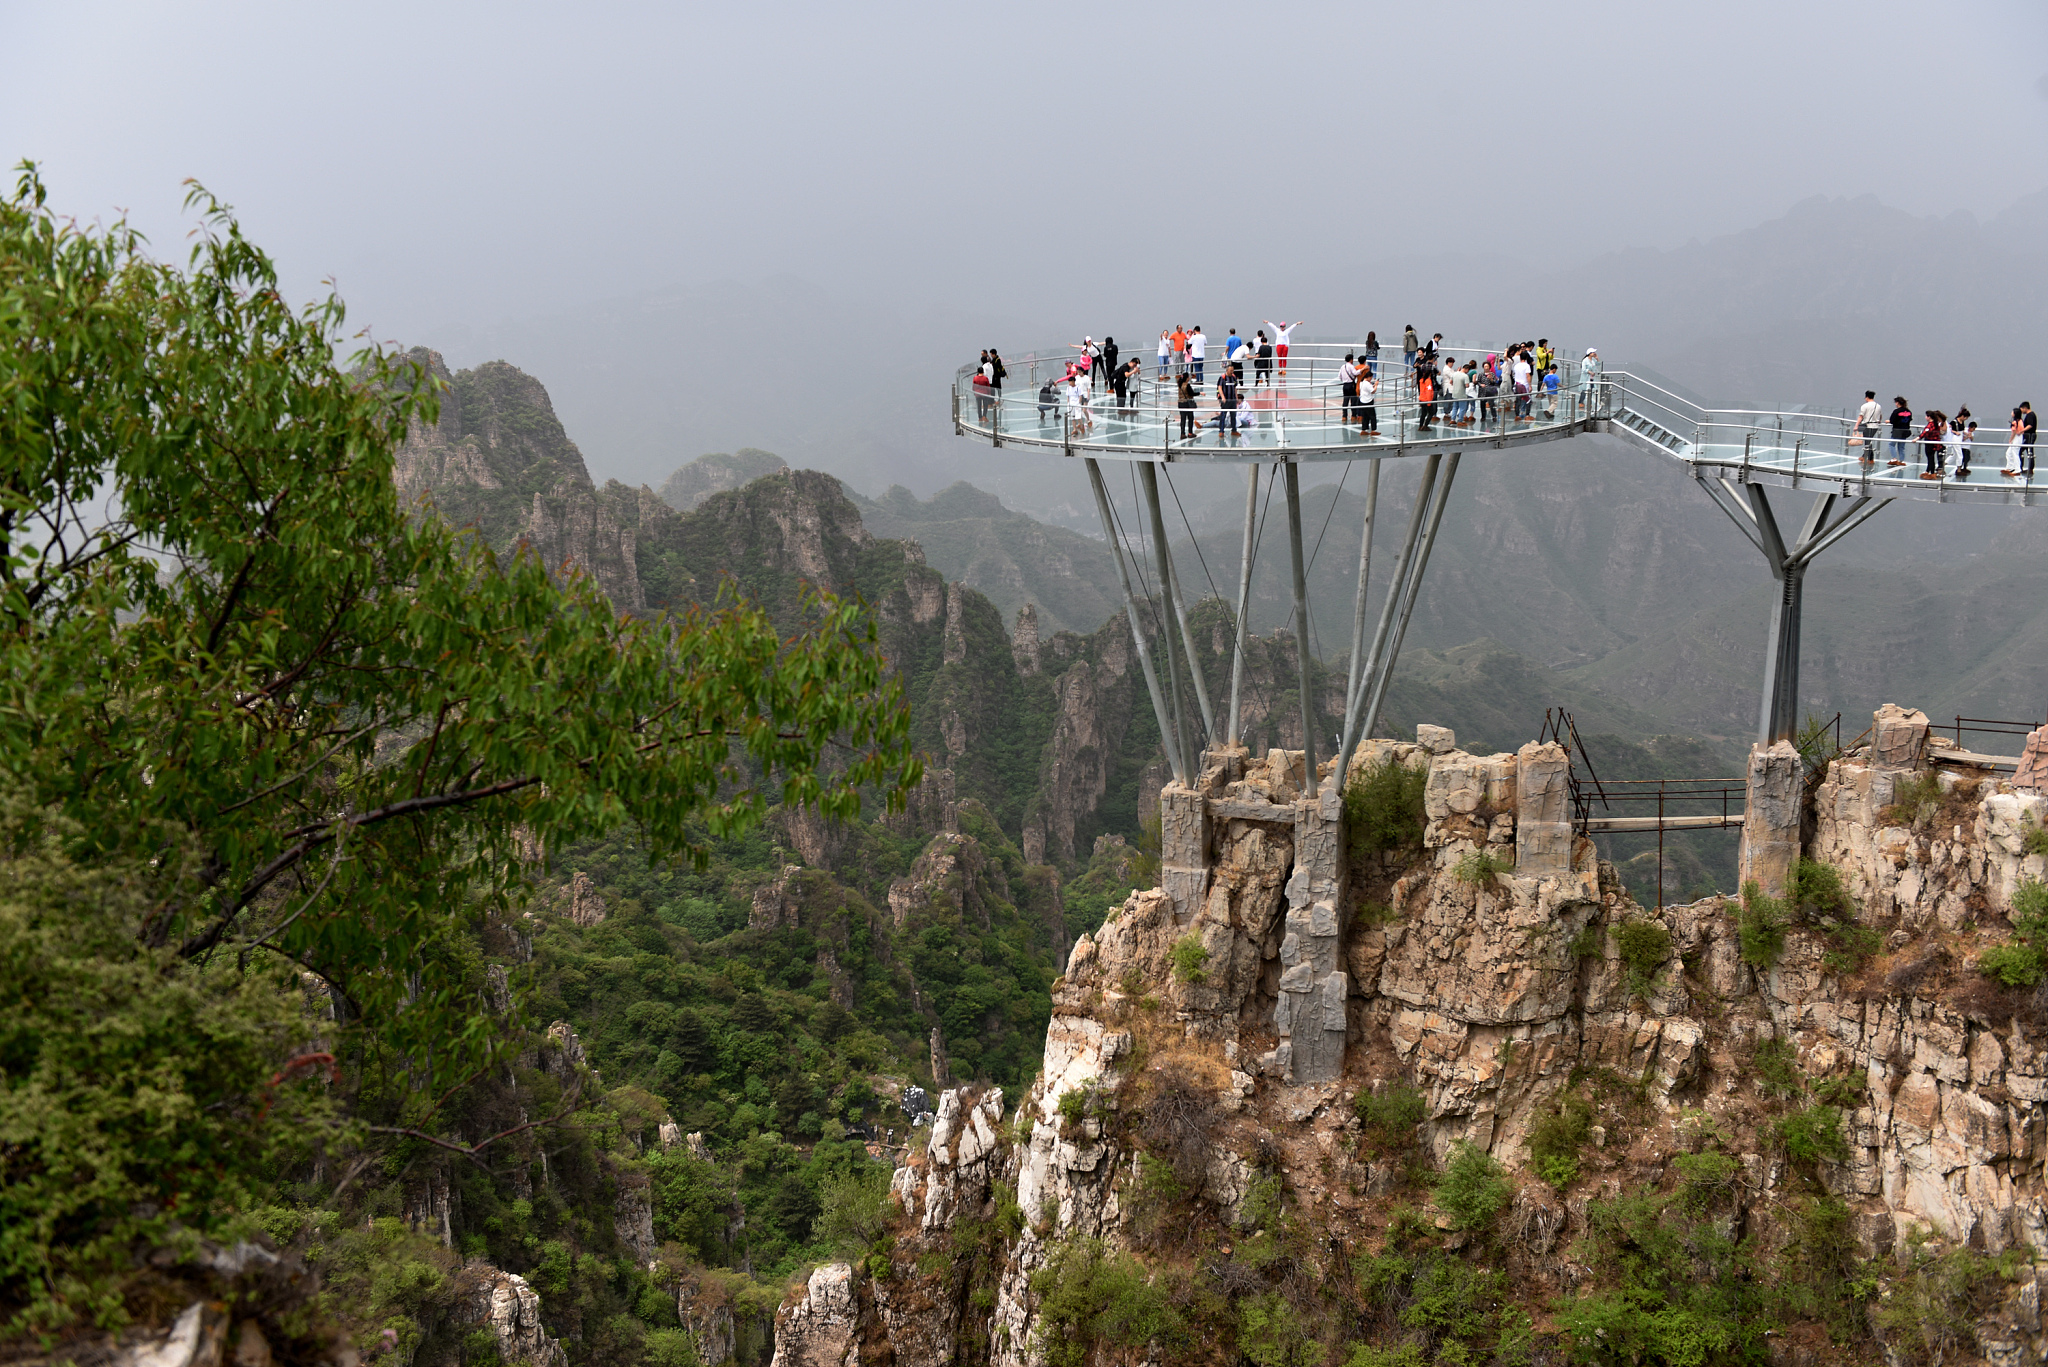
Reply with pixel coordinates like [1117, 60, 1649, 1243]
[656, 448, 787, 510]
[848, 482, 1122, 638]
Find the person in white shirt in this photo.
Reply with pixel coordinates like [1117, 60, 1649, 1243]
[1157, 331, 1171, 383]
[1264, 319, 1303, 381]
[1854, 389, 1881, 464]
[1511, 352, 1533, 419]
[1356, 369, 1380, 436]
[1446, 362, 1470, 424]
[1338, 354, 1359, 427]
[1580, 349, 1602, 414]
[1187, 327, 1207, 387]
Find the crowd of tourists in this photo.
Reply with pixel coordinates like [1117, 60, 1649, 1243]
[968, 324, 1596, 446]
[1852, 391, 2038, 481]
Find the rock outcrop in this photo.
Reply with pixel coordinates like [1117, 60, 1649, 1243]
[455, 1262, 569, 1366]
[772, 704, 2048, 1367]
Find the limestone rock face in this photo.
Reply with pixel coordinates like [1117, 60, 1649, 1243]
[455, 1263, 568, 1367]
[565, 871, 606, 927]
[837, 706, 2048, 1367]
[887, 831, 1004, 930]
[766, 1264, 857, 1367]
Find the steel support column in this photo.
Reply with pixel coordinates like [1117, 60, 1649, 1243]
[1696, 476, 1892, 745]
[1226, 464, 1260, 747]
[1336, 454, 1441, 782]
[1340, 461, 1382, 726]
[1085, 458, 1185, 783]
[1282, 461, 1319, 797]
[1137, 463, 1196, 780]
[1356, 452, 1461, 750]
[1161, 519, 1218, 743]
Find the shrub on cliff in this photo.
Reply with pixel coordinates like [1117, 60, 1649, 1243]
[1029, 1238, 1183, 1366]
[1977, 876, 2048, 988]
[1345, 759, 1427, 860]
[1432, 1143, 1511, 1232]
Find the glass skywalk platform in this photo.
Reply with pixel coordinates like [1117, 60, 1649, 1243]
[953, 342, 2041, 505]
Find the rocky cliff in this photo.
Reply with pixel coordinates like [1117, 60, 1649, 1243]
[767, 706, 2048, 1367]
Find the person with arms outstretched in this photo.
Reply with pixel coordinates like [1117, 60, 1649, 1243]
[1264, 319, 1303, 380]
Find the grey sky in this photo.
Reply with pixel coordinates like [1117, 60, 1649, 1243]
[9, 0, 2047, 358]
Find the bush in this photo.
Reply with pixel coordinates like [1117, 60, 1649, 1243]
[1029, 1238, 1182, 1367]
[642, 1329, 707, 1367]
[1673, 1151, 1741, 1211]
[1345, 758, 1428, 860]
[0, 818, 325, 1336]
[1569, 924, 1603, 961]
[1356, 1084, 1428, 1151]
[1978, 942, 2046, 988]
[1875, 1229, 2032, 1364]
[1752, 1037, 1803, 1099]
[1168, 935, 1210, 986]
[1451, 849, 1511, 886]
[1433, 1143, 1511, 1232]
[1526, 1094, 1593, 1191]
[1737, 880, 1787, 968]
[1978, 876, 2048, 988]
[813, 1162, 895, 1256]
[1776, 1105, 1848, 1164]
[1613, 920, 1671, 999]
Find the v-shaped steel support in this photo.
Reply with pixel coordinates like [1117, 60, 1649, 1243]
[1697, 476, 1892, 744]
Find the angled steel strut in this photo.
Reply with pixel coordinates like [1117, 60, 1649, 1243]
[1696, 475, 1891, 744]
[1085, 458, 1185, 784]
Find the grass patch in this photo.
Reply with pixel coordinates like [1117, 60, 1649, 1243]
[1451, 849, 1511, 886]
[1752, 1036, 1803, 1099]
[1881, 771, 1945, 828]
[1167, 935, 1209, 986]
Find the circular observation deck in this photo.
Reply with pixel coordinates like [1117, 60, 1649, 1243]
[953, 342, 2043, 505]
[953, 340, 1591, 466]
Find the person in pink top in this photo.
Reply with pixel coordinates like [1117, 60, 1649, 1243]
[1264, 319, 1303, 380]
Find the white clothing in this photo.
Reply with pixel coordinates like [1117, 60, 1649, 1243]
[1448, 370, 1469, 400]
[1272, 324, 1293, 347]
[1157, 335, 1170, 359]
[1339, 361, 1358, 387]
[1188, 331, 1206, 360]
[1359, 376, 1378, 402]
[1511, 358, 1532, 387]
[1857, 399, 1881, 429]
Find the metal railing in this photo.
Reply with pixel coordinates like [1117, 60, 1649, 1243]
[957, 341, 1595, 456]
[1945, 715, 2047, 751]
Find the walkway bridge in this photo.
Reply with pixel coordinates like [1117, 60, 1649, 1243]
[949, 341, 2043, 810]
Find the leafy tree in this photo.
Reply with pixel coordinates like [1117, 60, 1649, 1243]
[0, 165, 916, 1332]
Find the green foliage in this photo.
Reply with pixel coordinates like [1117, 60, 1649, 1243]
[1752, 1037, 1803, 1099]
[1569, 924, 1603, 960]
[1737, 881, 1787, 968]
[1672, 1151, 1741, 1211]
[1355, 1084, 1427, 1152]
[1433, 1143, 1511, 1232]
[813, 1162, 896, 1257]
[1168, 935, 1210, 986]
[1979, 876, 2048, 987]
[0, 165, 923, 1332]
[0, 813, 327, 1335]
[1029, 1238, 1182, 1367]
[1775, 1105, 1848, 1164]
[1057, 1086, 1089, 1128]
[2024, 821, 2048, 858]
[1351, 1248, 1532, 1366]
[1527, 1094, 1593, 1191]
[1236, 1291, 1317, 1367]
[1613, 921, 1671, 999]
[641, 1328, 707, 1367]
[1882, 771, 1945, 827]
[1451, 849, 1511, 885]
[1876, 1229, 2033, 1365]
[1558, 1188, 1765, 1366]
[1345, 759, 1428, 861]
[1354, 900, 1401, 929]
[1978, 941, 2046, 988]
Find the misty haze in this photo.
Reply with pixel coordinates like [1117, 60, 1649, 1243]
[8, 4, 2048, 1366]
